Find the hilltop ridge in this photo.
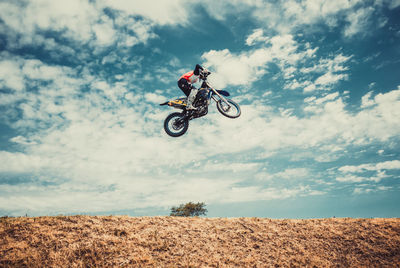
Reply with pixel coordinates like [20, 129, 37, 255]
[1, 216, 400, 267]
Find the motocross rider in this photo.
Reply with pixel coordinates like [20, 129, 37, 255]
[178, 64, 205, 110]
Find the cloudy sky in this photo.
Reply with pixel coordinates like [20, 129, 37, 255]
[1, 0, 400, 218]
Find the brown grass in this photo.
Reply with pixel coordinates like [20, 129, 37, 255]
[1, 216, 399, 267]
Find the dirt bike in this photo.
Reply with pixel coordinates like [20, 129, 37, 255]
[160, 71, 241, 137]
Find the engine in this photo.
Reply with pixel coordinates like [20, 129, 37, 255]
[193, 90, 208, 118]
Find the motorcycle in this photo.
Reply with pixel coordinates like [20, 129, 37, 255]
[160, 70, 241, 137]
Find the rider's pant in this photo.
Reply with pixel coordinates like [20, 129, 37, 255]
[177, 78, 195, 96]
[187, 87, 198, 106]
[178, 78, 197, 106]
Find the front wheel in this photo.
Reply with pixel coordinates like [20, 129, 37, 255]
[216, 99, 241, 118]
[164, 112, 189, 137]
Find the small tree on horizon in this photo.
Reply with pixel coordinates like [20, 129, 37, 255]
[170, 202, 207, 217]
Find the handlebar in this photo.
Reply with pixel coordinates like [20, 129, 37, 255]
[200, 70, 211, 80]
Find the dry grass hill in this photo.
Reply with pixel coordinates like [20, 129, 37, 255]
[1, 216, 400, 267]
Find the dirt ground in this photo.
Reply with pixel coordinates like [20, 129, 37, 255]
[1, 216, 399, 267]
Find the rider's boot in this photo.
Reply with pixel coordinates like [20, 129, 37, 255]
[186, 88, 198, 110]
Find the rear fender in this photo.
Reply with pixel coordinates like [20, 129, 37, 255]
[160, 98, 187, 109]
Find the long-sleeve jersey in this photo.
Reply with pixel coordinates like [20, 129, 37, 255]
[180, 71, 198, 84]
[180, 64, 203, 84]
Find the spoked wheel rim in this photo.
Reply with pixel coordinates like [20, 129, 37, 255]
[217, 99, 241, 118]
[170, 118, 184, 132]
[164, 113, 189, 137]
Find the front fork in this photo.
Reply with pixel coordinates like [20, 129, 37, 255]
[210, 88, 231, 110]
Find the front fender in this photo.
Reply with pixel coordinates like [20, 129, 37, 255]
[216, 90, 230, 97]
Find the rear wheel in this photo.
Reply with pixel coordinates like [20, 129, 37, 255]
[216, 99, 241, 118]
[164, 112, 189, 137]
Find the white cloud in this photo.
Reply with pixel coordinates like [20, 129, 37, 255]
[144, 93, 166, 104]
[0, 53, 80, 99]
[9, 136, 37, 146]
[0, 0, 159, 51]
[203, 29, 351, 92]
[98, 0, 189, 26]
[315, 72, 347, 87]
[314, 92, 340, 105]
[93, 22, 116, 46]
[283, 0, 359, 25]
[0, 59, 25, 91]
[336, 159, 400, 185]
[202, 33, 318, 89]
[0, 176, 318, 216]
[389, 0, 400, 9]
[201, 48, 271, 88]
[0, 0, 97, 43]
[353, 185, 392, 195]
[198, 86, 400, 157]
[344, 7, 375, 37]
[256, 168, 310, 181]
[0, 151, 46, 173]
[201, 161, 260, 173]
[219, 185, 313, 203]
[1, 55, 399, 215]
[201, 0, 375, 37]
[361, 91, 375, 108]
[246, 28, 268, 46]
[336, 171, 387, 183]
[200, 0, 394, 41]
[113, 15, 158, 46]
[0, 0, 390, 56]
[274, 168, 310, 180]
[3, 96, 327, 215]
[2, 54, 345, 215]
[301, 54, 352, 92]
[1, 1, 399, 216]
[353, 187, 373, 194]
[339, 160, 400, 173]
[22, 59, 71, 81]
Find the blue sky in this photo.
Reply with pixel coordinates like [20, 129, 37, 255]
[0, 0, 400, 218]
